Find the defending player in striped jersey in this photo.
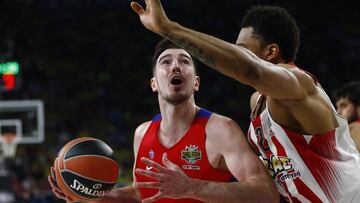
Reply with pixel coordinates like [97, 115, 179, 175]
[130, 1, 360, 202]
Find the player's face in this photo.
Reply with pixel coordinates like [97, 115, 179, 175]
[336, 97, 358, 122]
[151, 48, 199, 105]
[236, 27, 270, 61]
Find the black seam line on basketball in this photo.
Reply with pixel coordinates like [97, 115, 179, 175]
[59, 169, 117, 184]
[63, 138, 96, 156]
[62, 137, 96, 170]
[63, 138, 97, 157]
[62, 138, 97, 167]
[59, 169, 103, 201]
[64, 154, 119, 165]
[66, 139, 107, 156]
[64, 140, 116, 161]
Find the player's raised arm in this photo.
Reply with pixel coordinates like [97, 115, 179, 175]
[130, 0, 313, 100]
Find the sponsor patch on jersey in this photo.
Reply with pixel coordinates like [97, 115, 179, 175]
[182, 165, 200, 170]
[278, 171, 301, 183]
[262, 155, 301, 184]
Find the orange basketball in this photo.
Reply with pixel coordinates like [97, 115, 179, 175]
[52, 137, 119, 202]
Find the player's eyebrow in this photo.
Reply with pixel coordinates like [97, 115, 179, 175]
[179, 53, 192, 61]
[158, 53, 192, 62]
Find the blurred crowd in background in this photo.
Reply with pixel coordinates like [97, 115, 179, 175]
[0, 0, 359, 202]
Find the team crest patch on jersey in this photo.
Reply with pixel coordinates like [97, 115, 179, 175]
[181, 145, 202, 164]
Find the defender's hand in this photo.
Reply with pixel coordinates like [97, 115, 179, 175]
[135, 153, 194, 203]
[130, 0, 172, 35]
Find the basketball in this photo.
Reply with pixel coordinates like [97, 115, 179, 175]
[52, 137, 119, 202]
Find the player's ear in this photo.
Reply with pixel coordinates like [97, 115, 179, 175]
[194, 76, 200, 92]
[266, 43, 280, 61]
[150, 77, 158, 92]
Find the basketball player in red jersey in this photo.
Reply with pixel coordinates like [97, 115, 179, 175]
[333, 81, 360, 151]
[130, 1, 360, 202]
[48, 39, 279, 203]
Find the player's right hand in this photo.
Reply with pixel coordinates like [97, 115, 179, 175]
[135, 153, 193, 202]
[130, 0, 172, 36]
[48, 166, 74, 203]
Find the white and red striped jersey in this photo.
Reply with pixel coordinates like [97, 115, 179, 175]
[248, 88, 360, 202]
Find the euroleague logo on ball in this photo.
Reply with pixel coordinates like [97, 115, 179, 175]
[69, 179, 106, 197]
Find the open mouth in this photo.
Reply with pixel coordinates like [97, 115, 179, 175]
[170, 76, 184, 85]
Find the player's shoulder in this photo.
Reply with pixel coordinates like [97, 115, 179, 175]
[205, 113, 246, 150]
[206, 113, 243, 136]
[134, 121, 152, 139]
[133, 121, 152, 153]
[279, 63, 319, 95]
[279, 63, 315, 81]
[208, 112, 233, 124]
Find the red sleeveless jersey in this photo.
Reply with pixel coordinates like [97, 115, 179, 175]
[135, 109, 233, 203]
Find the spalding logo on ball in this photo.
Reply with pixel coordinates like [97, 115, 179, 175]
[53, 137, 119, 202]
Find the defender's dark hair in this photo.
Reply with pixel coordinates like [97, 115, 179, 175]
[241, 5, 300, 62]
[333, 81, 360, 106]
[151, 39, 197, 75]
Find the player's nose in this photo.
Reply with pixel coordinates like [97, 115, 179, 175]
[171, 62, 181, 72]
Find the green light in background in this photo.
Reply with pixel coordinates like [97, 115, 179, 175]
[0, 61, 20, 75]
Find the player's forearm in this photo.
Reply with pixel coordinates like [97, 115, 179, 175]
[186, 178, 279, 203]
[161, 22, 309, 100]
[161, 22, 262, 85]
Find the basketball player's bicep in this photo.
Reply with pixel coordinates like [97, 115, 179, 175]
[211, 118, 262, 180]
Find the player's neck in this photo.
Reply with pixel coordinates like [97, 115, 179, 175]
[158, 98, 199, 137]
